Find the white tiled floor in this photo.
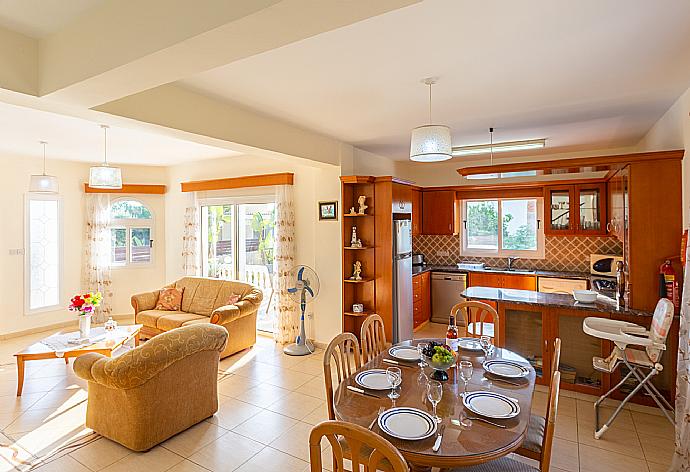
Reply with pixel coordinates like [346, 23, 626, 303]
[0, 323, 675, 472]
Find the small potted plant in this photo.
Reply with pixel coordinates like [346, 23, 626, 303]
[69, 292, 102, 340]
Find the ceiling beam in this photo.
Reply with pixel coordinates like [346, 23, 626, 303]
[39, 0, 419, 108]
[0, 26, 37, 96]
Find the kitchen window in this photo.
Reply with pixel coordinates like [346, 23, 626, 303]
[461, 198, 545, 258]
[110, 199, 153, 267]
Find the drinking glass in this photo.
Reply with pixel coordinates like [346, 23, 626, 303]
[417, 343, 428, 369]
[479, 335, 493, 358]
[459, 360, 473, 393]
[386, 367, 402, 400]
[427, 380, 443, 423]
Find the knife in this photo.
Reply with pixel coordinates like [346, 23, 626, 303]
[432, 424, 446, 453]
[383, 358, 414, 368]
[347, 385, 380, 398]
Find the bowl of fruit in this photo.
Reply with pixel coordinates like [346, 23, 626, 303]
[421, 342, 458, 381]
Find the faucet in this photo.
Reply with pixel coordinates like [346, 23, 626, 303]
[507, 257, 520, 271]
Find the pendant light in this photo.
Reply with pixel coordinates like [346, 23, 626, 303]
[89, 124, 122, 189]
[29, 141, 59, 193]
[409, 78, 452, 162]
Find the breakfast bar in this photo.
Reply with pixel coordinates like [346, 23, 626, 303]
[461, 286, 677, 405]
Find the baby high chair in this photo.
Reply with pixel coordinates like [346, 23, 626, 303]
[582, 298, 675, 439]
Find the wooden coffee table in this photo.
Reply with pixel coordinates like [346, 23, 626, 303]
[13, 324, 142, 396]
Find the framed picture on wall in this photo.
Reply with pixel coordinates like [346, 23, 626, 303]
[319, 201, 338, 220]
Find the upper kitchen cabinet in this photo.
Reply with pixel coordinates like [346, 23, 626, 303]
[422, 190, 457, 235]
[607, 166, 629, 244]
[411, 189, 422, 236]
[545, 183, 607, 236]
[392, 183, 412, 214]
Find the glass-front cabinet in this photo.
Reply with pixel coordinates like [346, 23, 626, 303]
[545, 186, 574, 234]
[545, 183, 607, 236]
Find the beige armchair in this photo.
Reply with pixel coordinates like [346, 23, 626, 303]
[73, 324, 228, 451]
[132, 277, 263, 358]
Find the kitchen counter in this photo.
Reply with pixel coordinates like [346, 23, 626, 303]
[462, 286, 652, 317]
[412, 264, 591, 280]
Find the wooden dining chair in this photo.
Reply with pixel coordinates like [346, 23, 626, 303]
[516, 338, 562, 463]
[451, 301, 500, 343]
[446, 371, 561, 472]
[309, 420, 409, 472]
[361, 314, 387, 363]
[323, 333, 362, 421]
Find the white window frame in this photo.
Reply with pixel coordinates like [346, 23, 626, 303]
[460, 197, 545, 259]
[110, 198, 154, 268]
[24, 193, 63, 315]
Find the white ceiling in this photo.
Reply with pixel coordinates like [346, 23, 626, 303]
[0, 101, 238, 165]
[181, 0, 690, 161]
[0, 0, 106, 38]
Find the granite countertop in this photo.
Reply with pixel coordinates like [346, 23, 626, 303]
[462, 286, 652, 317]
[411, 264, 591, 280]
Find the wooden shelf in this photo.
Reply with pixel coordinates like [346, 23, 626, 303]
[344, 311, 374, 317]
[344, 246, 373, 250]
[343, 278, 374, 284]
[343, 213, 373, 217]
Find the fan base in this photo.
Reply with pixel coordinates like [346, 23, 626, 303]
[283, 340, 315, 356]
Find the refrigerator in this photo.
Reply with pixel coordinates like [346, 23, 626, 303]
[393, 219, 413, 343]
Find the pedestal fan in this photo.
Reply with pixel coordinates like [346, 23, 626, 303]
[283, 265, 319, 356]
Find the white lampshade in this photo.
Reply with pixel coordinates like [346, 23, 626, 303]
[89, 165, 122, 189]
[29, 174, 59, 193]
[410, 125, 452, 162]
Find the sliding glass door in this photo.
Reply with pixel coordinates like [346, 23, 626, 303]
[201, 199, 276, 333]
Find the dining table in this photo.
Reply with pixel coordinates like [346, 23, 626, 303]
[332, 338, 537, 472]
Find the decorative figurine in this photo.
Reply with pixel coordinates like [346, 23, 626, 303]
[349, 206, 356, 215]
[352, 303, 364, 313]
[351, 226, 358, 247]
[357, 195, 368, 215]
[351, 261, 363, 281]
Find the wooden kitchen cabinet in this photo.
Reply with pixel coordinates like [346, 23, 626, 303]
[467, 272, 536, 290]
[422, 190, 456, 235]
[607, 165, 628, 244]
[413, 271, 431, 329]
[502, 273, 537, 290]
[545, 184, 607, 236]
[411, 189, 422, 236]
[392, 183, 412, 214]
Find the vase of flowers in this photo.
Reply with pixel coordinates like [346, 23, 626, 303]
[69, 292, 103, 339]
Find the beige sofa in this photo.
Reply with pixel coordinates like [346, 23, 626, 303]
[73, 324, 228, 451]
[131, 277, 263, 358]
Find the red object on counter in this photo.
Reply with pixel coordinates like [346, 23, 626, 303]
[660, 260, 679, 308]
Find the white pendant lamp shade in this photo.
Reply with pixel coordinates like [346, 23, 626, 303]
[29, 141, 59, 193]
[409, 125, 452, 162]
[89, 124, 122, 189]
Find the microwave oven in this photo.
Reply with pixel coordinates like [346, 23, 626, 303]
[590, 254, 624, 277]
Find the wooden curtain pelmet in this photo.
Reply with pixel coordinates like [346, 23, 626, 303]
[180, 172, 294, 192]
[83, 184, 166, 194]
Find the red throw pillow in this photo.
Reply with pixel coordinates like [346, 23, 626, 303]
[156, 287, 184, 311]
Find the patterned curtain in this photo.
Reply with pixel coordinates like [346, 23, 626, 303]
[82, 193, 112, 323]
[273, 184, 298, 344]
[182, 192, 200, 276]
[672, 240, 690, 470]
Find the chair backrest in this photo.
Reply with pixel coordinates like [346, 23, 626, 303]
[451, 301, 499, 342]
[309, 420, 409, 472]
[540, 371, 561, 472]
[551, 338, 562, 378]
[361, 314, 387, 363]
[323, 333, 361, 420]
[647, 298, 675, 362]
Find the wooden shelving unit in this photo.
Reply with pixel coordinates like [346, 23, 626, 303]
[341, 176, 376, 340]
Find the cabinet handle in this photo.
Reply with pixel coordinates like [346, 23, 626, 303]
[606, 222, 612, 232]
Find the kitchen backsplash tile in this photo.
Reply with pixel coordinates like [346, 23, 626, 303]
[413, 234, 623, 273]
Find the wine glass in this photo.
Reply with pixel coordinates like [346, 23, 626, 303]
[427, 380, 443, 423]
[416, 342, 428, 369]
[459, 360, 473, 393]
[386, 367, 402, 400]
[479, 335, 492, 358]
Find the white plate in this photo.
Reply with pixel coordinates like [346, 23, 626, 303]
[457, 338, 483, 351]
[389, 346, 421, 362]
[355, 369, 392, 390]
[483, 360, 530, 379]
[378, 407, 437, 440]
[463, 391, 520, 419]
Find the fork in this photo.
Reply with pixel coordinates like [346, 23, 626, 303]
[368, 406, 385, 430]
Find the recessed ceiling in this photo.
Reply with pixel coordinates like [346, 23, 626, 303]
[180, 0, 690, 161]
[0, 101, 239, 165]
[0, 0, 106, 38]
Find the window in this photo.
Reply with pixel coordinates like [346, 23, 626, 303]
[461, 198, 544, 258]
[110, 199, 153, 266]
[25, 195, 62, 313]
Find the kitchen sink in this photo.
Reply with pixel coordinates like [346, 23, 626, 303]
[482, 266, 537, 275]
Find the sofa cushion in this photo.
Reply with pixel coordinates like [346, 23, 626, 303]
[174, 277, 226, 316]
[137, 310, 186, 328]
[157, 313, 210, 331]
[155, 287, 184, 311]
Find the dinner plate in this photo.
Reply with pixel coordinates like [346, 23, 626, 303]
[483, 359, 530, 378]
[462, 391, 520, 419]
[378, 407, 437, 440]
[457, 338, 483, 351]
[355, 369, 392, 390]
[389, 345, 421, 362]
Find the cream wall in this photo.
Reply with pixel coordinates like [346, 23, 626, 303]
[0, 156, 166, 336]
[636, 85, 690, 228]
[164, 154, 343, 344]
